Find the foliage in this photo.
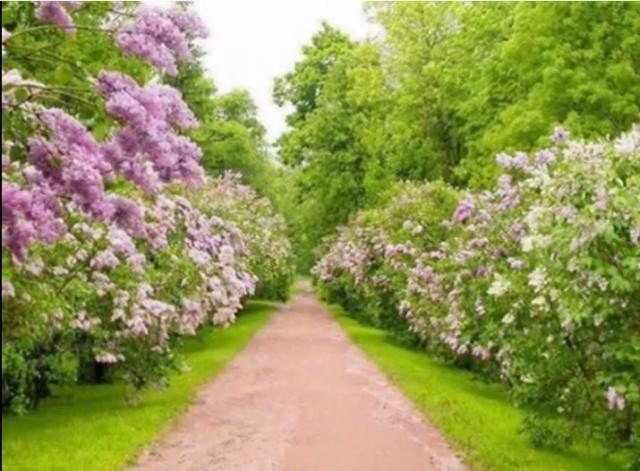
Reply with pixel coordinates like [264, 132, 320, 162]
[314, 127, 640, 463]
[172, 51, 289, 214]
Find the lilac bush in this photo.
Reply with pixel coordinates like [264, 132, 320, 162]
[193, 173, 295, 301]
[2, 2, 291, 412]
[313, 181, 458, 337]
[314, 127, 640, 456]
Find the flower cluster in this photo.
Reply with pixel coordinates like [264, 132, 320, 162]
[314, 126, 640, 454]
[35, 1, 81, 34]
[116, 6, 208, 76]
[97, 70, 203, 191]
[313, 181, 458, 333]
[192, 172, 295, 301]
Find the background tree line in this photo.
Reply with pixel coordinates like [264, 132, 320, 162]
[273, 2, 640, 270]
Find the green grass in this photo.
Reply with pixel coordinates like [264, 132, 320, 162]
[330, 304, 625, 471]
[2, 300, 279, 471]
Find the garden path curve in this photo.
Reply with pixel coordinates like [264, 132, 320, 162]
[129, 283, 467, 471]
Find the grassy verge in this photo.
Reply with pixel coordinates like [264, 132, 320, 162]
[2, 300, 279, 471]
[330, 304, 625, 471]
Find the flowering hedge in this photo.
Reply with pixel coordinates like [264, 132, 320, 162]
[2, 2, 292, 413]
[314, 127, 640, 462]
[191, 172, 295, 301]
[314, 181, 459, 339]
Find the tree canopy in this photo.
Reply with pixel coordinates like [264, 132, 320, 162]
[274, 2, 640, 268]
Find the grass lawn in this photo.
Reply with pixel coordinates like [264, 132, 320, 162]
[2, 300, 279, 471]
[330, 304, 626, 471]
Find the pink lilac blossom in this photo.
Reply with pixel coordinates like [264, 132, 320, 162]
[35, 2, 80, 34]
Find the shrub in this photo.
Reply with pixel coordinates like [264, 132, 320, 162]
[314, 126, 640, 459]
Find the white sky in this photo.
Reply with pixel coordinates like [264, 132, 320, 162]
[191, 0, 374, 145]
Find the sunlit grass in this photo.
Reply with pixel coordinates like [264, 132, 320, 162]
[1, 300, 279, 471]
[330, 304, 625, 471]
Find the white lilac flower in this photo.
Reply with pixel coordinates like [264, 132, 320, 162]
[614, 125, 639, 155]
[560, 318, 575, 333]
[25, 257, 44, 275]
[488, 274, 510, 297]
[606, 387, 626, 411]
[496, 152, 512, 168]
[594, 186, 608, 211]
[502, 312, 515, 325]
[497, 174, 512, 190]
[95, 352, 122, 364]
[521, 235, 550, 252]
[630, 225, 640, 246]
[528, 267, 548, 292]
[531, 296, 548, 312]
[520, 236, 535, 252]
[508, 258, 526, 269]
[2, 281, 15, 298]
[520, 373, 535, 384]
[52, 266, 69, 276]
[474, 297, 486, 316]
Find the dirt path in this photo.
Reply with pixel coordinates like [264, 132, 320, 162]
[130, 283, 467, 471]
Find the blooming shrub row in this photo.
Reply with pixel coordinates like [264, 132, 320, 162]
[313, 127, 640, 461]
[193, 172, 295, 301]
[2, 3, 293, 413]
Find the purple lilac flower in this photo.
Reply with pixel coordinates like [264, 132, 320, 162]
[167, 9, 209, 38]
[35, 2, 78, 34]
[536, 149, 556, 166]
[552, 125, 569, 143]
[511, 152, 529, 171]
[453, 196, 474, 222]
[2, 182, 65, 259]
[97, 71, 203, 190]
[115, 7, 208, 76]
